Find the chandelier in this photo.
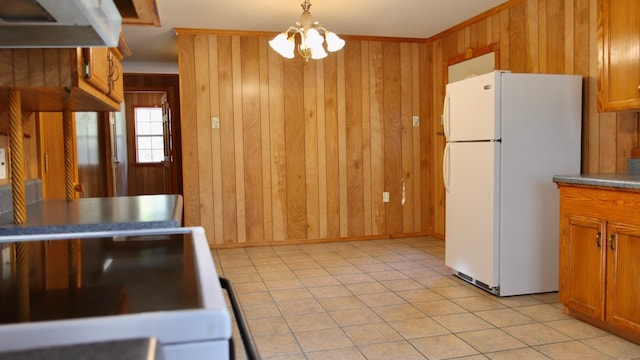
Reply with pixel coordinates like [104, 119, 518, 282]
[269, 0, 345, 62]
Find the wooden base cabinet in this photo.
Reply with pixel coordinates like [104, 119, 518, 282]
[558, 184, 640, 344]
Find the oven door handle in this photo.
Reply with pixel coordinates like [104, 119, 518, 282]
[219, 277, 260, 360]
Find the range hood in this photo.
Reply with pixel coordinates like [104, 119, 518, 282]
[0, 0, 122, 48]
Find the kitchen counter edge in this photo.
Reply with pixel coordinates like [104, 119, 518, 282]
[553, 174, 640, 190]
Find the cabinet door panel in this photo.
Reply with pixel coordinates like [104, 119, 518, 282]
[606, 223, 640, 333]
[83, 47, 110, 93]
[597, 0, 640, 111]
[561, 215, 606, 319]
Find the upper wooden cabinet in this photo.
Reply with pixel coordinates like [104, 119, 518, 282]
[115, 0, 161, 27]
[0, 47, 124, 112]
[597, 0, 640, 112]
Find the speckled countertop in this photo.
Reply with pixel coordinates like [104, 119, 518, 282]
[553, 174, 640, 190]
[0, 194, 183, 235]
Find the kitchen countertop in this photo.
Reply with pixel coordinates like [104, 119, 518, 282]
[553, 174, 640, 190]
[0, 194, 183, 235]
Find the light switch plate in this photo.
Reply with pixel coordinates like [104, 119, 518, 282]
[383, 192, 390, 203]
[211, 117, 220, 129]
[0, 148, 6, 180]
[412, 116, 420, 127]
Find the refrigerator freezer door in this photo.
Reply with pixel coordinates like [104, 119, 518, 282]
[445, 141, 500, 289]
[445, 71, 501, 142]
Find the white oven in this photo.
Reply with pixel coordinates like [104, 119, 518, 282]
[0, 227, 237, 359]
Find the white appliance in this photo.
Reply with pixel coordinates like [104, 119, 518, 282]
[0, 227, 234, 359]
[443, 70, 582, 296]
[0, 0, 122, 48]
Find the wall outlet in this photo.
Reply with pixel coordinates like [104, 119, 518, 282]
[0, 148, 6, 180]
[412, 116, 420, 127]
[212, 117, 220, 129]
[383, 192, 390, 203]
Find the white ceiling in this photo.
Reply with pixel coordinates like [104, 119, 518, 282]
[121, 0, 507, 72]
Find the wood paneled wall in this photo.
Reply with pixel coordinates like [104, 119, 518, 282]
[427, 0, 640, 238]
[177, 30, 431, 246]
[178, 0, 639, 246]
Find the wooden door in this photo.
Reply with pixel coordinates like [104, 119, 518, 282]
[161, 92, 172, 192]
[560, 215, 607, 320]
[38, 112, 67, 200]
[125, 91, 173, 195]
[606, 222, 640, 334]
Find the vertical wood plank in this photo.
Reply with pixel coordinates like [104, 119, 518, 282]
[316, 59, 328, 238]
[432, 39, 445, 238]
[241, 36, 264, 243]
[587, 0, 600, 173]
[44, 49, 60, 87]
[600, 112, 617, 172]
[208, 36, 224, 245]
[177, 35, 200, 228]
[412, 43, 422, 233]
[526, 0, 540, 72]
[499, 8, 511, 69]
[617, 112, 638, 172]
[324, 54, 341, 238]
[400, 43, 414, 233]
[217, 36, 238, 243]
[369, 41, 385, 235]
[304, 60, 320, 239]
[345, 42, 364, 236]
[419, 43, 432, 235]
[547, 0, 565, 73]
[232, 36, 247, 244]
[259, 37, 274, 243]
[337, 51, 348, 237]
[268, 47, 288, 241]
[194, 34, 214, 243]
[284, 57, 307, 240]
[510, 2, 527, 72]
[361, 42, 372, 236]
[28, 49, 45, 86]
[565, 0, 576, 73]
[383, 42, 403, 234]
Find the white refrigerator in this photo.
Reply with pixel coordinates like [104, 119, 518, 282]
[443, 70, 582, 296]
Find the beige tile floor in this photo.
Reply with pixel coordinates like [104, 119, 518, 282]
[212, 237, 640, 359]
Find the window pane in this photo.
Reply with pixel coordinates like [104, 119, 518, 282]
[137, 149, 153, 163]
[151, 136, 164, 149]
[152, 150, 165, 162]
[150, 122, 164, 135]
[138, 137, 152, 150]
[137, 122, 152, 135]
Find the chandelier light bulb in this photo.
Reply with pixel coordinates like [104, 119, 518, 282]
[269, 33, 295, 59]
[325, 31, 345, 52]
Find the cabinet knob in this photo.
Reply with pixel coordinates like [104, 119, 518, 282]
[595, 231, 601, 248]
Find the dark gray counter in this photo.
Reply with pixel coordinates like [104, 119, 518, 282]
[553, 174, 640, 190]
[0, 194, 183, 235]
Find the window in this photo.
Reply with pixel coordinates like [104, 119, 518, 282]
[135, 107, 165, 163]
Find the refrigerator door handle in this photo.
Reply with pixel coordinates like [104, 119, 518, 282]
[443, 92, 450, 140]
[443, 143, 450, 193]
